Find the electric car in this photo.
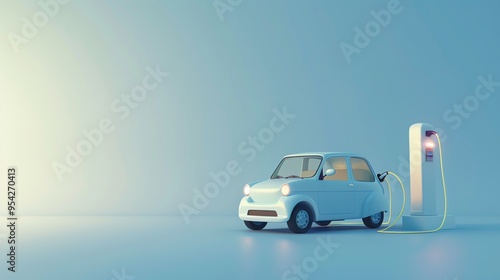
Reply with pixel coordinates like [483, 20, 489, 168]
[238, 152, 389, 233]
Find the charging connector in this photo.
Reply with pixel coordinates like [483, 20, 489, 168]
[377, 171, 389, 182]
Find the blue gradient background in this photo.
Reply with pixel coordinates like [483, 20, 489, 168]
[2, 0, 498, 217]
[0, 1, 499, 279]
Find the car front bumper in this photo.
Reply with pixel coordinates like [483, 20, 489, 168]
[238, 196, 293, 223]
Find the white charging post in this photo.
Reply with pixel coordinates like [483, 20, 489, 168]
[402, 123, 455, 230]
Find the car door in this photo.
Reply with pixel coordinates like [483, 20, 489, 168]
[349, 157, 377, 217]
[317, 156, 355, 217]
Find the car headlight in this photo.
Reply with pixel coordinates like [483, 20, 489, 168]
[281, 184, 290, 196]
[243, 184, 251, 196]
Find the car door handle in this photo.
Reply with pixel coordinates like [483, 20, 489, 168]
[348, 184, 354, 187]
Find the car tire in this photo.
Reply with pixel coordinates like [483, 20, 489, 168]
[244, 221, 267, 230]
[362, 211, 384, 228]
[287, 204, 313, 233]
[315, 221, 331, 226]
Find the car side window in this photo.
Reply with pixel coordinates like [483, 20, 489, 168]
[351, 157, 375, 182]
[323, 157, 348, 181]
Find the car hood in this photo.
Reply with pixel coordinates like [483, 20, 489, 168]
[250, 178, 303, 189]
[248, 179, 303, 203]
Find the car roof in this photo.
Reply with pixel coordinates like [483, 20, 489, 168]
[283, 152, 365, 158]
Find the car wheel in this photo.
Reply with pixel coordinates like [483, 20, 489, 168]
[287, 204, 313, 233]
[244, 221, 267, 230]
[315, 221, 331, 226]
[362, 211, 384, 228]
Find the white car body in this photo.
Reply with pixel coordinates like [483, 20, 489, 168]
[238, 152, 389, 233]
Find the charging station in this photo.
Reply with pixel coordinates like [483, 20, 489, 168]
[402, 123, 455, 231]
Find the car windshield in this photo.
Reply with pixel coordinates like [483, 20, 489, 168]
[271, 156, 322, 179]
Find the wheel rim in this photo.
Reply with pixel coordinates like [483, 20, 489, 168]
[370, 212, 382, 224]
[296, 210, 310, 229]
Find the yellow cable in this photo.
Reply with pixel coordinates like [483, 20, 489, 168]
[377, 171, 406, 232]
[386, 178, 392, 225]
[378, 133, 448, 234]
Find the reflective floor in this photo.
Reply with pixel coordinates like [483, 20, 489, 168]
[0, 216, 498, 279]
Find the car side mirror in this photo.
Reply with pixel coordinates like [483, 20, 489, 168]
[324, 168, 335, 177]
